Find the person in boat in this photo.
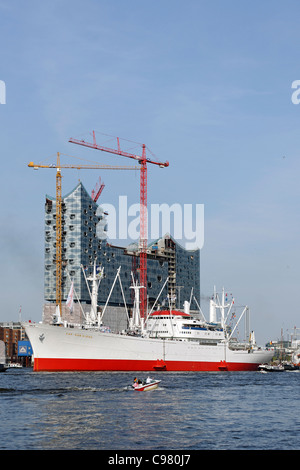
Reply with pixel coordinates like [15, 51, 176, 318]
[133, 377, 142, 387]
[146, 376, 153, 384]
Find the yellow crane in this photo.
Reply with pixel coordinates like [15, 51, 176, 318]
[28, 152, 139, 317]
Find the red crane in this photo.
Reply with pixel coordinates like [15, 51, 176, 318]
[69, 131, 169, 318]
[91, 176, 105, 202]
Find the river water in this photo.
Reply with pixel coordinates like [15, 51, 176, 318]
[0, 368, 299, 451]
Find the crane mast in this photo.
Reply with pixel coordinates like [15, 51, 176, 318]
[55, 153, 62, 314]
[139, 145, 147, 319]
[69, 131, 169, 319]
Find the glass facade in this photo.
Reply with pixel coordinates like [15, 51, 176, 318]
[175, 242, 200, 310]
[44, 182, 200, 310]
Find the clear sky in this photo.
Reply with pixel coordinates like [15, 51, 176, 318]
[1, 0, 300, 344]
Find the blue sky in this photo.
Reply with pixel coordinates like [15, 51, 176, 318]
[1, 0, 300, 344]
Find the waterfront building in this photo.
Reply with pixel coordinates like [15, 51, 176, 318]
[0, 322, 31, 365]
[43, 182, 200, 328]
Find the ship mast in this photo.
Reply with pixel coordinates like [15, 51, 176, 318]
[82, 260, 103, 327]
[129, 273, 145, 332]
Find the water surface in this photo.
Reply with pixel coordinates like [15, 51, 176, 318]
[0, 368, 299, 450]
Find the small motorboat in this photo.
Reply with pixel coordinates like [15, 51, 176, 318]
[7, 362, 23, 369]
[282, 362, 300, 371]
[132, 378, 161, 391]
[258, 364, 285, 373]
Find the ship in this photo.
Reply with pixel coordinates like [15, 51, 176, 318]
[24, 261, 273, 372]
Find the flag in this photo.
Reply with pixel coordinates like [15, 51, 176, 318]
[96, 266, 103, 277]
[66, 281, 74, 313]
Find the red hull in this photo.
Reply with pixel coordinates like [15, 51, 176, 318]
[33, 357, 260, 372]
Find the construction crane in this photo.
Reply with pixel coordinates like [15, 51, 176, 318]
[91, 176, 105, 202]
[69, 131, 169, 319]
[28, 152, 139, 318]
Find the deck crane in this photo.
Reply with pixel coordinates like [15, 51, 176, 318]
[69, 131, 169, 319]
[28, 152, 139, 319]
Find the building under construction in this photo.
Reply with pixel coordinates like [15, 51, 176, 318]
[43, 181, 200, 329]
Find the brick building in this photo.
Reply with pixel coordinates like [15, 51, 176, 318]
[0, 322, 29, 365]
